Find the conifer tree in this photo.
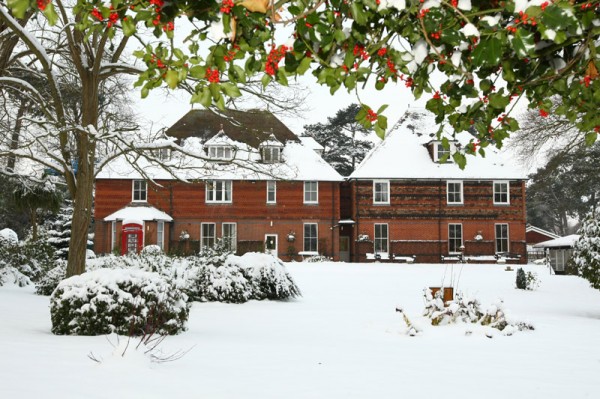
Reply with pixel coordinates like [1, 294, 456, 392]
[45, 200, 74, 259]
[573, 210, 600, 290]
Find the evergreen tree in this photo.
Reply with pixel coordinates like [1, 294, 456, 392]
[45, 200, 74, 260]
[303, 104, 374, 176]
[527, 143, 600, 234]
[573, 210, 600, 290]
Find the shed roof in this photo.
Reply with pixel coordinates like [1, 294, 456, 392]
[533, 234, 580, 249]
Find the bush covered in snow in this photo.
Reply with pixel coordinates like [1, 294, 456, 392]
[422, 288, 534, 335]
[515, 268, 540, 290]
[50, 268, 189, 336]
[186, 258, 252, 303]
[573, 210, 600, 290]
[235, 253, 301, 300]
[0, 234, 58, 286]
[35, 262, 66, 295]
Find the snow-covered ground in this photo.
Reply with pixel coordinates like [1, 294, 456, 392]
[1, 262, 600, 398]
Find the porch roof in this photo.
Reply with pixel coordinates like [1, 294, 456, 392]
[104, 205, 173, 223]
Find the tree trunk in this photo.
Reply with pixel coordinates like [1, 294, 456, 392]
[6, 100, 26, 171]
[65, 72, 98, 277]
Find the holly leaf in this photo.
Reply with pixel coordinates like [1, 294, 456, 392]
[471, 37, 502, 68]
[511, 28, 535, 58]
[452, 152, 467, 169]
[585, 132, 597, 146]
[122, 17, 137, 37]
[7, 0, 29, 19]
[165, 70, 179, 89]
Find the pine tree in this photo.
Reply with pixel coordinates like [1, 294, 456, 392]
[572, 209, 600, 290]
[515, 268, 527, 290]
[45, 200, 74, 260]
[303, 104, 374, 176]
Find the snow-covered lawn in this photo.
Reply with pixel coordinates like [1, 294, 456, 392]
[1, 262, 600, 398]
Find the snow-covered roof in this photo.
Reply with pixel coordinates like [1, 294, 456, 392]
[204, 130, 239, 147]
[104, 205, 173, 222]
[299, 136, 324, 151]
[350, 109, 526, 180]
[96, 141, 343, 182]
[526, 225, 560, 239]
[533, 234, 580, 248]
[259, 133, 283, 147]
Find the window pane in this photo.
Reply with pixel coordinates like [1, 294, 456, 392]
[304, 224, 318, 252]
[267, 181, 276, 203]
[449, 224, 462, 253]
[447, 182, 462, 204]
[202, 223, 215, 248]
[375, 224, 388, 253]
[494, 182, 508, 204]
[304, 181, 318, 203]
[223, 223, 237, 252]
[374, 182, 389, 203]
[495, 224, 509, 253]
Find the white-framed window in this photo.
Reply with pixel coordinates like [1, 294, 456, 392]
[206, 180, 232, 203]
[222, 223, 237, 252]
[262, 147, 282, 163]
[208, 146, 234, 160]
[448, 223, 463, 253]
[153, 148, 171, 161]
[157, 221, 164, 250]
[111, 221, 117, 251]
[373, 180, 390, 204]
[304, 181, 318, 204]
[132, 180, 147, 202]
[266, 180, 276, 204]
[495, 223, 509, 253]
[447, 181, 463, 204]
[201, 223, 216, 249]
[493, 181, 510, 205]
[436, 142, 452, 162]
[303, 223, 318, 252]
[374, 223, 389, 254]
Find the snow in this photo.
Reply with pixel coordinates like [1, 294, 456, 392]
[377, 0, 406, 11]
[350, 109, 526, 180]
[460, 23, 480, 38]
[534, 234, 581, 249]
[1, 262, 600, 398]
[299, 136, 324, 151]
[0, 228, 18, 244]
[104, 205, 173, 222]
[96, 141, 343, 182]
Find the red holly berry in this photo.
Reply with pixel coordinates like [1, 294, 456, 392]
[36, 0, 50, 11]
[539, 109, 549, 117]
[366, 109, 378, 122]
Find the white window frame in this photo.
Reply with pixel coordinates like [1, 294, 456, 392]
[304, 181, 319, 204]
[448, 223, 463, 254]
[447, 181, 463, 205]
[111, 221, 117, 251]
[262, 146, 282, 163]
[222, 222, 237, 253]
[157, 221, 165, 251]
[435, 142, 452, 162]
[374, 223, 389, 254]
[208, 146, 234, 160]
[373, 180, 390, 205]
[495, 223, 510, 253]
[266, 180, 277, 204]
[132, 180, 147, 202]
[201, 223, 216, 249]
[493, 181, 510, 205]
[206, 180, 232, 203]
[303, 223, 318, 252]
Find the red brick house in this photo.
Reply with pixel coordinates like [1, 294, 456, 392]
[343, 110, 528, 263]
[94, 109, 343, 260]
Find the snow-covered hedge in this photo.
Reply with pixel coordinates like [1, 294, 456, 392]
[35, 263, 66, 295]
[0, 235, 57, 286]
[50, 268, 189, 336]
[234, 253, 301, 300]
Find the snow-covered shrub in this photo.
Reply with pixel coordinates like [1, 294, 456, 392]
[102, 251, 175, 275]
[35, 262, 66, 295]
[197, 239, 232, 267]
[573, 210, 600, 290]
[0, 228, 18, 245]
[50, 268, 189, 336]
[516, 268, 540, 290]
[422, 289, 534, 334]
[235, 253, 301, 300]
[192, 263, 252, 303]
[0, 236, 57, 283]
[0, 266, 31, 287]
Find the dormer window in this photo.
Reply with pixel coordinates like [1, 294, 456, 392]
[262, 146, 282, 163]
[208, 146, 234, 160]
[430, 140, 455, 163]
[260, 133, 283, 163]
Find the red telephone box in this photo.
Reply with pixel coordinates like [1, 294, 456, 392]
[121, 222, 143, 255]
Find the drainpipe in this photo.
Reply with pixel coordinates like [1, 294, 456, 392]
[354, 179, 360, 263]
[331, 181, 335, 260]
[438, 179, 442, 261]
